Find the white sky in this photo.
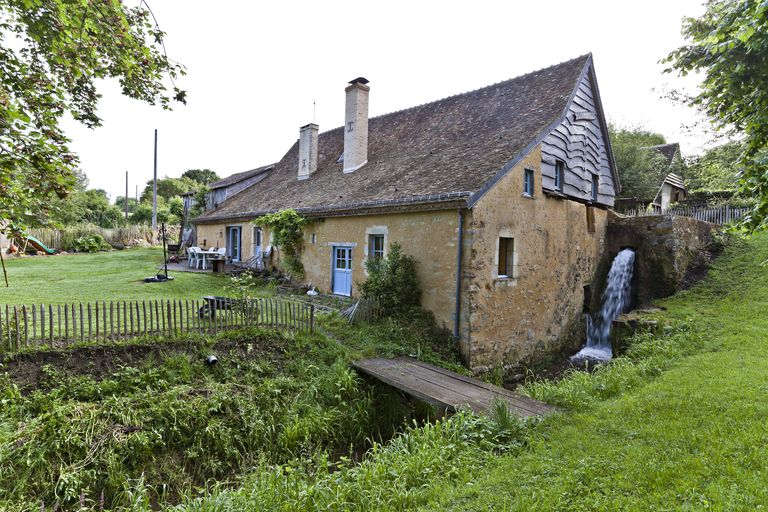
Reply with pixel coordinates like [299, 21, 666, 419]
[62, 0, 709, 202]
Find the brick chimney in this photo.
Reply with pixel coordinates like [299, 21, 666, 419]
[297, 123, 319, 180]
[343, 77, 369, 173]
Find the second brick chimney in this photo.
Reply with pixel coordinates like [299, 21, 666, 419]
[297, 123, 318, 180]
[343, 77, 369, 173]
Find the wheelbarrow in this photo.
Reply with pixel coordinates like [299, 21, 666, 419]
[198, 296, 247, 319]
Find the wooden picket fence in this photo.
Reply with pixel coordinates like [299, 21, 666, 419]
[0, 297, 314, 355]
[623, 205, 751, 225]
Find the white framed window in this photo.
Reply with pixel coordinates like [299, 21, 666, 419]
[523, 169, 534, 197]
[369, 234, 384, 260]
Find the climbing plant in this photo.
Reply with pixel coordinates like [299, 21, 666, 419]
[253, 209, 309, 278]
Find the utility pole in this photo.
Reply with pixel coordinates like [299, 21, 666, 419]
[124, 171, 129, 220]
[152, 129, 158, 230]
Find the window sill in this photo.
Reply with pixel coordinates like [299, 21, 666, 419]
[493, 276, 518, 287]
[521, 193, 534, 199]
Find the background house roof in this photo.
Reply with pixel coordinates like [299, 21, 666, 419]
[207, 164, 274, 190]
[663, 172, 685, 190]
[646, 142, 680, 167]
[198, 54, 599, 223]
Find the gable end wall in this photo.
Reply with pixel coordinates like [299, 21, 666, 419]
[541, 70, 615, 207]
[465, 144, 608, 370]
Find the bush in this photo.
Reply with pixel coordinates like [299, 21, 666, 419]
[360, 243, 421, 318]
[72, 234, 112, 253]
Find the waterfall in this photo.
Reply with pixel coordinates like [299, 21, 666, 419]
[571, 248, 636, 362]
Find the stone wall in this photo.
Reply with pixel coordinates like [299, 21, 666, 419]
[606, 212, 715, 305]
[465, 144, 608, 371]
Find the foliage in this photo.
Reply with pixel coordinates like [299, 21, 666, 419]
[187, 187, 209, 220]
[140, 176, 198, 203]
[72, 234, 112, 253]
[181, 169, 219, 186]
[665, 0, 768, 231]
[684, 141, 743, 192]
[0, 0, 185, 233]
[609, 124, 673, 199]
[130, 201, 179, 226]
[224, 270, 278, 300]
[50, 189, 125, 228]
[115, 196, 140, 215]
[360, 243, 421, 318]
[253, 209, 309, 278]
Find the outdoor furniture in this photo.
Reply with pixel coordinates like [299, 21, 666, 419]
[198, 247, 225, 270]
[188, 247, 202, 269]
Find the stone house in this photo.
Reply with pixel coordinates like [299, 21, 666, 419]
[194, 54, 620, 370]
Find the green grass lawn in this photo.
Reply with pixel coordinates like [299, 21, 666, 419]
[168, 231, 768, 511]
[0, 249, 228, 304]
[418, 233, 768, 510]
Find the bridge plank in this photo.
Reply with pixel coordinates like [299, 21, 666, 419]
[352, 357, 555, 417]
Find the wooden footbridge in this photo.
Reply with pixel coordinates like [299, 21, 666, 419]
[352, 357, 554, 418]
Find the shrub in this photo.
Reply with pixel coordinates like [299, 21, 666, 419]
[72, 234, 112, 253]
[360, 243, 421, 318]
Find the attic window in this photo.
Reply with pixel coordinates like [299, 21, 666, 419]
[554, 160, 565, 192]
[591, 175, 599, 201]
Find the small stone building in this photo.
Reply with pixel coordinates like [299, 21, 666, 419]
[648, 143, 687, 210]
[194, 54, 620, 370]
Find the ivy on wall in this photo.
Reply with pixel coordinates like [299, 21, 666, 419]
[253, 209, 309, 278]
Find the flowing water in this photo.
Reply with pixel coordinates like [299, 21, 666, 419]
[571, 248, 636, 362]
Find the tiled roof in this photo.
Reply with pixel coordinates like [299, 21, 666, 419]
[664, 172, 685, 190]
[207, 164, 274, 190]
[197, 55, 594, 223]
[646, 143, 680, 167]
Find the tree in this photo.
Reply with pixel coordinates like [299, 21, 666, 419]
[685, 142, 743, 193]
[0, 0, 185, 233]
[115, 196, 139, 215]
[182, 169, 219, 185]
[665, 0, 768, 230]
[140, 176, 197, 203]
[609, 125, 670, 200]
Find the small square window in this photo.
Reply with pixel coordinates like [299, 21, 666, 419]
[523, 169, 534, 197]
[498, 237, 514, 277]
[554, 160, 565, 191]
[368, 234, 384, 260]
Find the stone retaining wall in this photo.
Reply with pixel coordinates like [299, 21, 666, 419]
[606, 211, 716, 305]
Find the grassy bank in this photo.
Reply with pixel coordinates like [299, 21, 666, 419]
[169, 233, 767, 511]
[0, 249, 227, 304]
[2, 232, 766, 510]
[0, 310, 461, 511]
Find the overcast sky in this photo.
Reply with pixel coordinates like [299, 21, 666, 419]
[62, 0, 709, 202]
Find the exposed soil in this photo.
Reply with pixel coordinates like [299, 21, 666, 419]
[2, 334, 289, 393]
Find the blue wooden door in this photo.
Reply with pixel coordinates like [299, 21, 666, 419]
[332, 246, 352, 296]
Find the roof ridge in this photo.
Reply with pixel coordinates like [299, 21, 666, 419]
[315, 54, 591, 137]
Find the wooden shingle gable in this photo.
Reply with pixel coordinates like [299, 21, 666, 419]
[466, 54, 619, 209]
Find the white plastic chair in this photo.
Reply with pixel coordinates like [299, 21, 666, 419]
[188, 247, 201, 269]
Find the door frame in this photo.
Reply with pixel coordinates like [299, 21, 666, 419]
[330, 244, 354, 296]
[226, 225, 242, 262]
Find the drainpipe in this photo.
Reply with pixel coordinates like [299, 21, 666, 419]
[454, 209, 464, 338]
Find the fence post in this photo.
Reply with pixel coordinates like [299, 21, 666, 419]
[13, 306, 20, 351]
[310, 304, 315, 332]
